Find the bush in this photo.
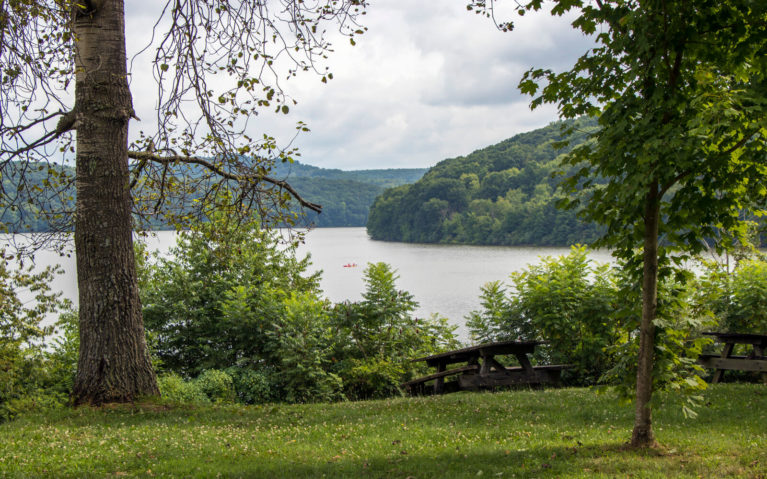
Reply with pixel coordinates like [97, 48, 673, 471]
[269, 293, 344, 403]
[331, 263, 458, 399]
[157, 373, 210, 404]
[336, 357, 404, 400]
[467, 246, 619, 385]
[46, 308, 79, 398]
[195, 369, 236, 403]
[0, 391, 67, 422]
[602, 255, 712, 415]
[139, 215, 320, 377]
[697, 258, 767, 334]
[226, 366, 280, 405]
[466, 281, 511, 344]
[138, 216, 462, 403]
[0, 252, 68, 422]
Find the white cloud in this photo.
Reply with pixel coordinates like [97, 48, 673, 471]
[124, 0, 596, 170]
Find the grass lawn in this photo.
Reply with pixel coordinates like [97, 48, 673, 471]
[0, 384, 765, 478]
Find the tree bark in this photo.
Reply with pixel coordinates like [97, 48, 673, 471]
[631, 181, 660, 448]
[71, 0, 158, 405]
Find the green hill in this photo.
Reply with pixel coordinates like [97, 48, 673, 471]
[276, 162, 427, 227]
[0, 161, 427, 232]
[366, 119, 605, 246]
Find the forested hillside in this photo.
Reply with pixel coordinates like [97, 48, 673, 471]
[366, 119, 605, 246]
[272, 161, 426, 188]
[0, 162, 426, 232]
[275, 162, 427, 227]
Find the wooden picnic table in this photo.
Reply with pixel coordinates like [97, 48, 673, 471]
[402, 339, 571, 395]
[698, 332, 767, 384]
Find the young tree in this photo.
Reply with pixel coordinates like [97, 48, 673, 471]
[1, 0, 367, 405]
[469, 0, 767, 447]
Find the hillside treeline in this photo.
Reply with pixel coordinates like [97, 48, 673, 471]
[277, 163, 426, 227]
[0, 161, 426, 232]
[367, 119, 605, 246]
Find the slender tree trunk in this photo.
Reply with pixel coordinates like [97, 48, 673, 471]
[631, 181, 660, 448]
[71, 0, 158, 405]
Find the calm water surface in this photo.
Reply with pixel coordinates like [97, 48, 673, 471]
[4, 228, 613, 336]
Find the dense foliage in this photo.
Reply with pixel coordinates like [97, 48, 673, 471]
[464, 247, 758, 408]
[139, 217, 321, 377]
[696, 257, 767, 336]
[330, 263, 459, 399]
[0, 254, 70, 421]
[367, 119, 605, 246]
[467, 247, 619, 385]
[275, 161, 428, 227]
[138, 218, 457, 403]
[2, 230, 766, 418]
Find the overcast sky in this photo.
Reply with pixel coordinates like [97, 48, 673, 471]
[125, 1, 596, 171]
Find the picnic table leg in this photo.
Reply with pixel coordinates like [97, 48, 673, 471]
[486, 356, 509, 374]
[514, 353, 536, 381]
[755, 344, 767, 384]
[480, 352, 491, 376]
[434, 363, 445, 395]
[712, 342, 735, 384]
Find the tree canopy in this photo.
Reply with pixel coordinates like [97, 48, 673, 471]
[0, 0, 368, 404]
[469, 0, 767, 447]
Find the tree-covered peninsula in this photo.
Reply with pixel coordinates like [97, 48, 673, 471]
[367, 119, 604, 246]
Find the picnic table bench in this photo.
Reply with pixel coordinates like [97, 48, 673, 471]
[402, 339, 572, 395]
[698, 332, 767, 384]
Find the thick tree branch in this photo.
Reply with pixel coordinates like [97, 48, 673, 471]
[659, 169, 692, 198]
[127, 151, 322, 213]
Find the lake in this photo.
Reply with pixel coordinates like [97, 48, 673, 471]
[3, 227, 613, 337]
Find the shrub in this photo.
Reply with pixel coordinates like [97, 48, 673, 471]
[0, 391, 67, 422]
[603, 255, 712, 415]
[331, 263, 458, 399]
[139, 215, 320, 377]
[226, 366, 280, 405]
[46, 308, 79, 398]
[336, 357, 403, 400]
[0, 252, 67, 421]
[466, 281, 511, 344]
[467, 246, 619, 385]
[698, 258, 767, 334]
[269, 293, 344, 403]
[157, 373, 210, 404]
[195, 369, 236, 403]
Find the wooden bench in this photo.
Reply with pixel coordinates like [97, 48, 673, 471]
[699, 332, 767, 383]
[458, 364, 571, 390]
[402, 364, 479, 395]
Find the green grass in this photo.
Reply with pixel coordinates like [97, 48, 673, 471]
[1, 384, 765, 478]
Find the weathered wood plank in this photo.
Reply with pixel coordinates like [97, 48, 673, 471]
[412, 339, 541, 367]
[711, 342, 736, 383]
[401, 364, 480, 387]
[698, 357, 767, 373]
[459, 370, 560, 389]
[703, 332, 767, 346]
[457, 366, 570, 390]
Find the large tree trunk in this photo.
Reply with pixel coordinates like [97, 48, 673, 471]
[71, 0, 158, 405]
[631, 182, 660, 448]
